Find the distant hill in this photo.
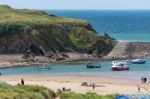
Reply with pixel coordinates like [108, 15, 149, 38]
[0, 5, 115, 59]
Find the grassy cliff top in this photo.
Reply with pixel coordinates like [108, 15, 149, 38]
[0, 5, 88, 25]
[0, 5, 115, 56]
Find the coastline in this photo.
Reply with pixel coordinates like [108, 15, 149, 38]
[0, 52, 117, 68]
[0, 54, 100, 68]
[1, 40, 150, 68]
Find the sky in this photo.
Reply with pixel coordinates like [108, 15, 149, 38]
[0, 0, 150, 10]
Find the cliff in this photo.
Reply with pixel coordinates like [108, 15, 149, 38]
[0, 5, 115, 60]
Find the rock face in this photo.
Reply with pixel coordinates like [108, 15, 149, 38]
[0, 5, 115, 59]
[106, 42, 150, 59]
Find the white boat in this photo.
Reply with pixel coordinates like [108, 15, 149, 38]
[111, 61, 129, 71]
[132, 59, 146, 64]
[34, 65, 52, 70]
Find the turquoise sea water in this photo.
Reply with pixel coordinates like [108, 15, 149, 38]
[46, 10, 150, 42]
[1, 58, 150, 75]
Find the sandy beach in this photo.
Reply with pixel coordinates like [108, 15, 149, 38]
[0, 74, 150, 95]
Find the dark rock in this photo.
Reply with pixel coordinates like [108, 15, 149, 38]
[103, 33, 111, 39]
[29, 43, 45, 56]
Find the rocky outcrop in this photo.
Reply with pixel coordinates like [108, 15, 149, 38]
[106, 42, 150, 59]
[0, 5, 115, 60]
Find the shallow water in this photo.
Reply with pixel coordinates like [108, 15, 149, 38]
[0, 58, 150, 76]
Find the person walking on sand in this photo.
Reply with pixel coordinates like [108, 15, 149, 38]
[138, 85, 140, 92]
[92, 83, 95, 90]
[145, 77, 147, 83]
[143, 77, 147, 84]
[21, 78, 24, 85]
[141, 77, 144, 83]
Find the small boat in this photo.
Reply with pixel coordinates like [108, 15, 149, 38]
[34, 65, 52, 70]
[86, 62, 101, 69]
[132, 59, 146, 64]
[111, 61, 129, 71]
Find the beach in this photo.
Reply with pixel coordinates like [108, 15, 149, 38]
[0, 74, 150, 95]
[0, 50, 150, 95]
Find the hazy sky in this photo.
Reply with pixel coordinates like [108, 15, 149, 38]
[0, 0, 150, 10]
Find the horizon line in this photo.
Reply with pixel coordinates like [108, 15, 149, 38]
[18, 8, 150, 11]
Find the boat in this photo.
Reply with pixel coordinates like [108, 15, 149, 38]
[111, 61, 129, 71]
[86, 62, 101, 69]
[34, 65, 52, 70]
[132, 59, 146, 64]
[112, 60, 130, 65]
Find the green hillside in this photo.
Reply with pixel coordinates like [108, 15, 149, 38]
[0, 5, 115, 57]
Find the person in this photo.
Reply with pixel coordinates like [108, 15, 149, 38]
[144, 77, 147, 83]
[92, 83, 95, 90]
[21, 78, 24, 85]
[137, 85, 140, 92]
[145, 77, 147, 83]
[141, 77, 144, 83]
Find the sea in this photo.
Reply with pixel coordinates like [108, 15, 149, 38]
[2, 10, 150, 81]
[45, 10, 150, 42]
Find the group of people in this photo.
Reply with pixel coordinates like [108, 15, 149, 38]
[81, 82, 95, 90]
[62, 87, 71, 92]
[137, 77, 148, 92]
[141, 77, 147, 84]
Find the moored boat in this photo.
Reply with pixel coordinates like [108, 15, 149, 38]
[132, 59, 146, 64]
[111, 61, 129, 71]
[86, 62, 101, 69]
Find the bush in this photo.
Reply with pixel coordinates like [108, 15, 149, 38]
[0, 84, 56, 99]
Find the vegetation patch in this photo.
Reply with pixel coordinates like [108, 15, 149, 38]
[0, 83, 56, 99]
[0, 83, 117, 99]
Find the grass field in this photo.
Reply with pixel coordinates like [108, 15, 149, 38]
[0, 5, 87, 25]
